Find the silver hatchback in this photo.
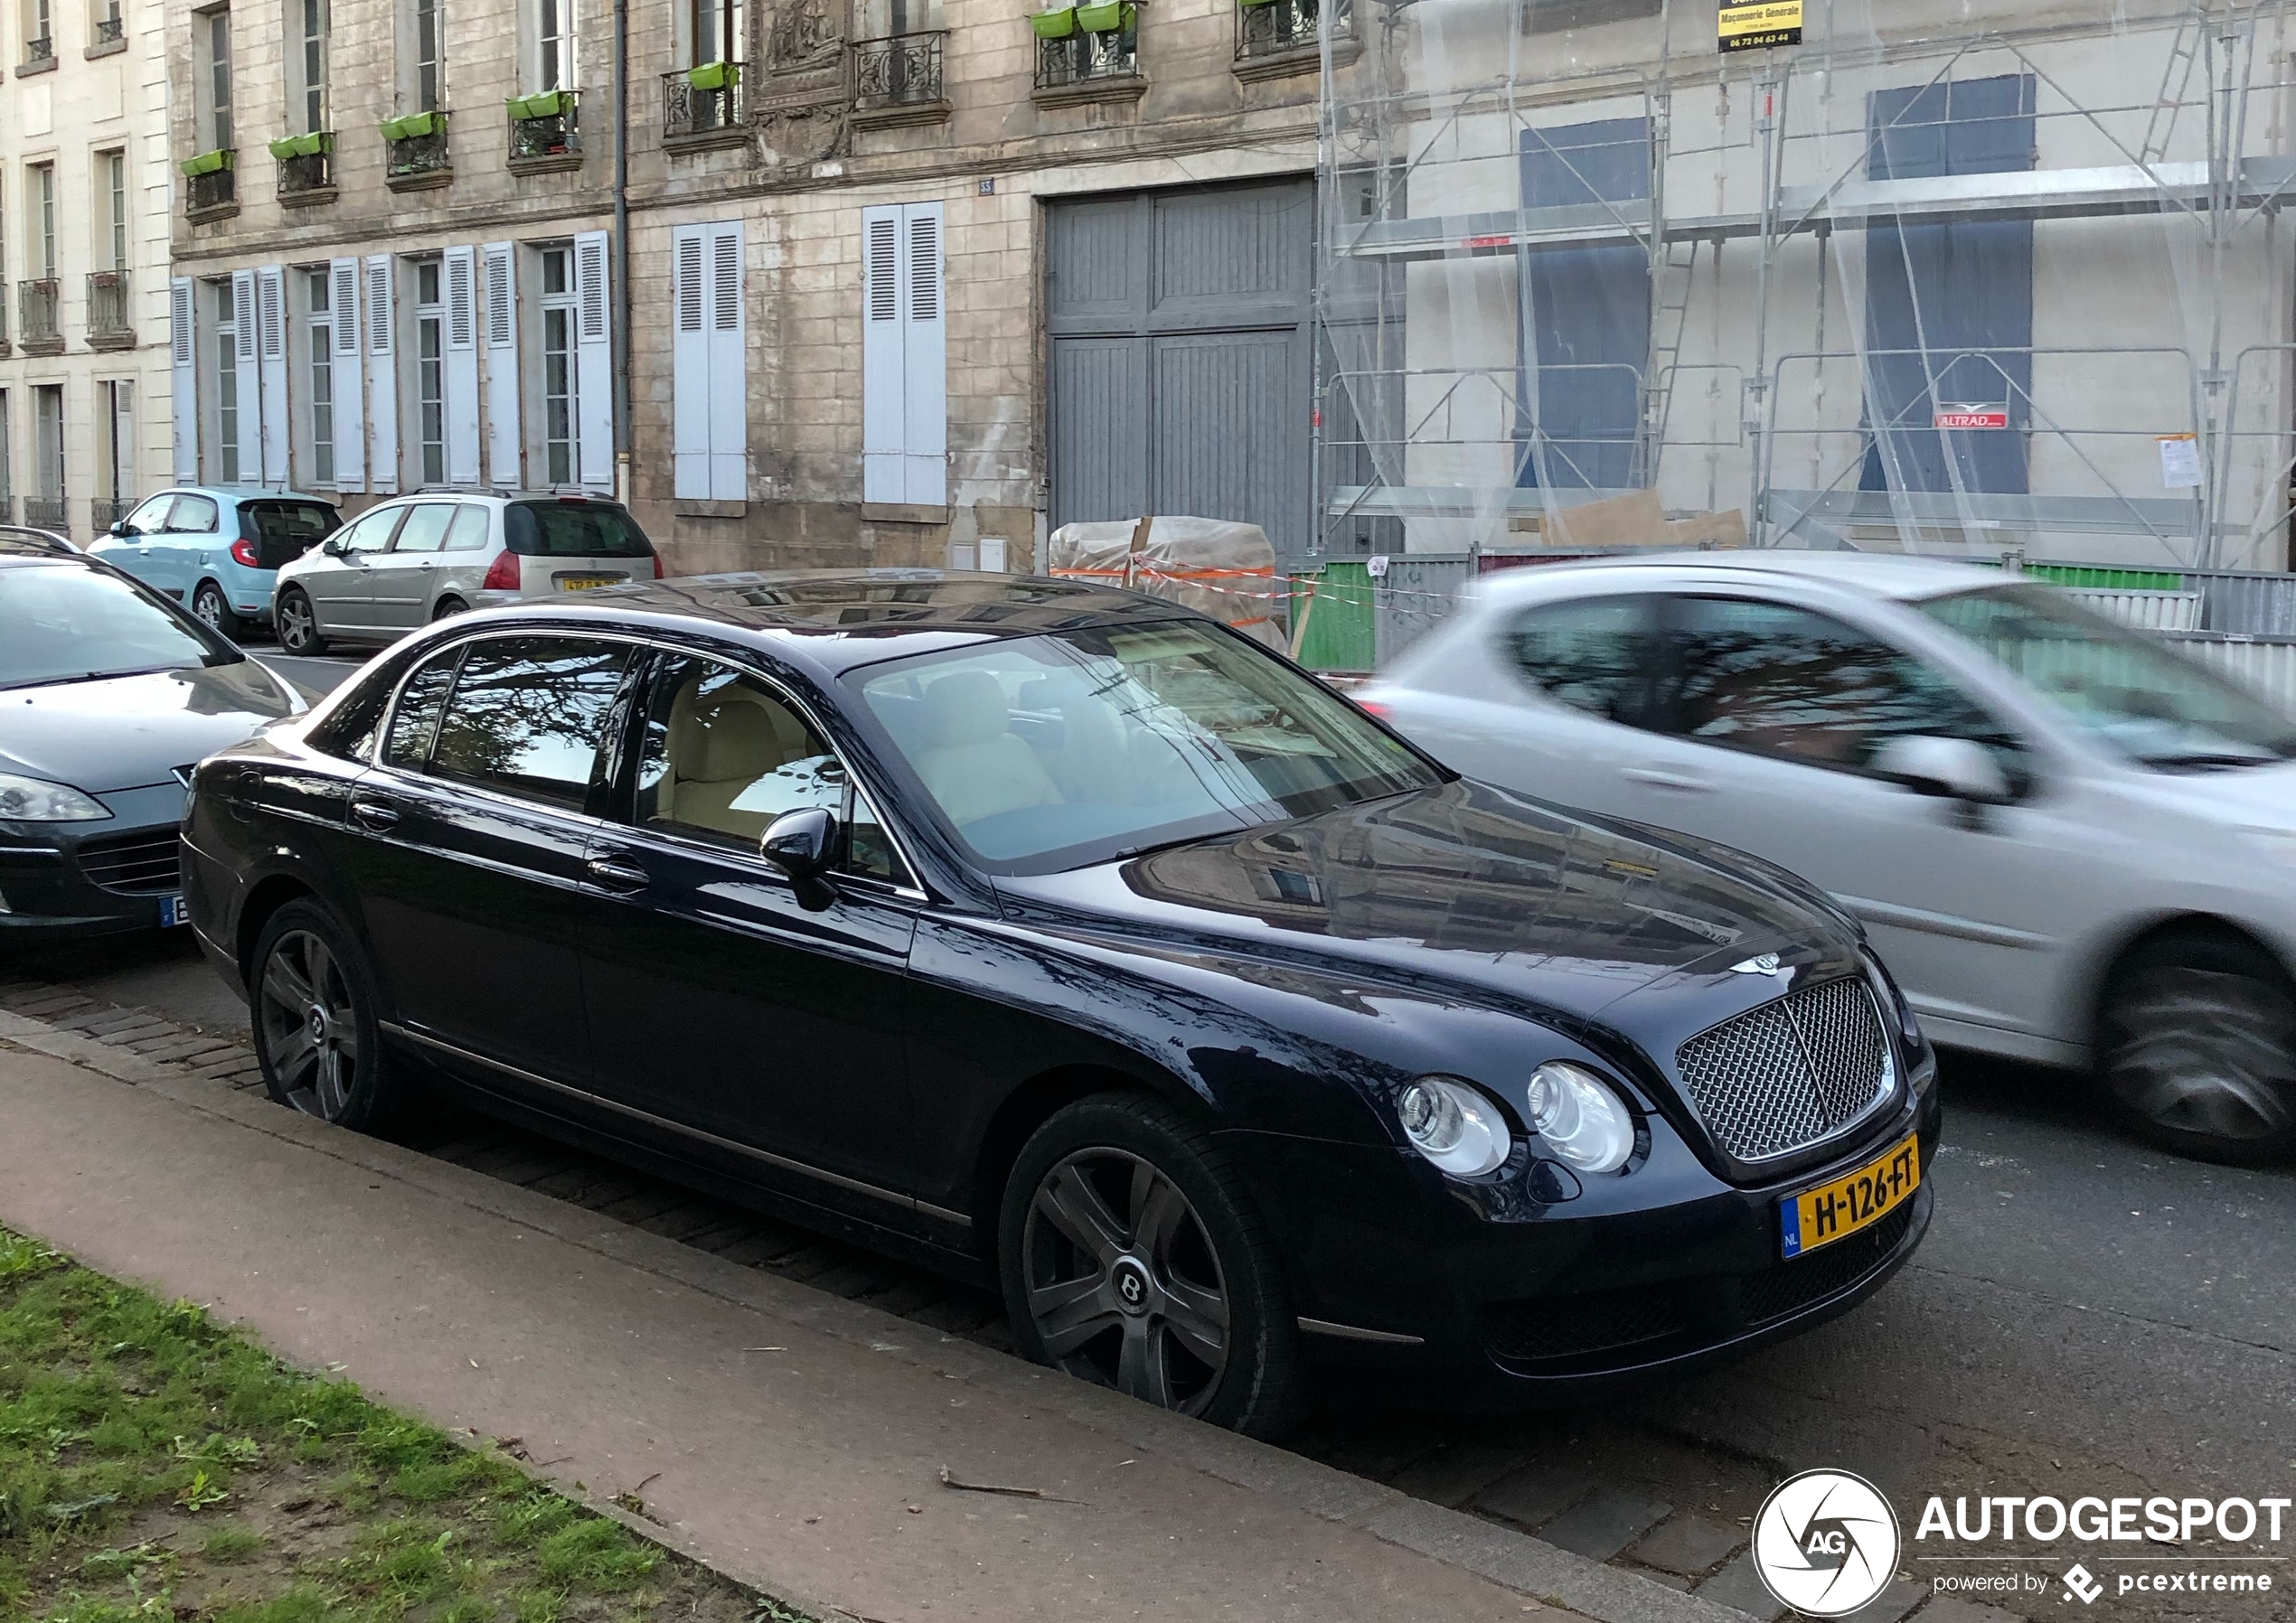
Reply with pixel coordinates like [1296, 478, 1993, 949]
[270, 493, 661, 653]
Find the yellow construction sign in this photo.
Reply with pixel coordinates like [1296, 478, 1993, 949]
[1719, 0, 1802, 52]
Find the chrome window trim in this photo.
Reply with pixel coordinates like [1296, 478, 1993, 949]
[381, 1018, 971, 1229]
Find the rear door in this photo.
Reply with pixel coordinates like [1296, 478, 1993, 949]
[365, 502, 456, 630]
[338, 632, 634, 1085]
[100, 494, 179, 593]
[155, 493, 225, 600]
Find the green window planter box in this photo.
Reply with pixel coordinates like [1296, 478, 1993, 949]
[1077, 1, 1131, 28]
[506, 89, 573, 120]
[685, 61, 739, 90]
[267, 131, 329, 160]
[1238, 0, 1281, 8]
[1030, 7, 1077, 39]
[180, 148, 234, 177]
[380, 110, 443, 142]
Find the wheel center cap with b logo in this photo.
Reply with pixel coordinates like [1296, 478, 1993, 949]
[1111, 1256, 1152, 1314]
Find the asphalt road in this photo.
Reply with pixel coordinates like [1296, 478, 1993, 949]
[21, 923, 2293, 1613]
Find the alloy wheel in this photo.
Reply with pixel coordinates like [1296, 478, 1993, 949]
[2107, 964, 2296, 1148]
[258, 928, 362, 1120]
[278, 594, 315, 652]
[1020, 1148, 1230, 1414]
[193, 586, 227, 630]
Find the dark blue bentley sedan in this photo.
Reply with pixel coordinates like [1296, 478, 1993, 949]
[183, 570, 1938, 1434]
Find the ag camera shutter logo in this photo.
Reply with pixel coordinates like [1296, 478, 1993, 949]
[1753, 1469, 1902, 1617]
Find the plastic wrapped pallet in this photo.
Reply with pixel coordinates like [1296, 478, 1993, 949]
[1047, 515, 1288, 649]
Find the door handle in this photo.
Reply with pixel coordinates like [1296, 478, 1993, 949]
[348, 800, 401, 831]
[585, 854, 650, 894]
[1621, 767, 1713, 793]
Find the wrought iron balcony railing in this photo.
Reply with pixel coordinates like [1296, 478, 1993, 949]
[385, 117, 452, 180]
[279, 149, 333, 196]
[186, 166, 236, 213]
[19, 279, 59, 345]
[87, 270, 131, 340]
[663, 65, 746, 140]
[23, 33, 50, 61]
[94, 15, 122, 42]
[1034, 8, 1140, 91]
[90, 496, 131, 531]
[24, 497, 67, 531]
[854, 31, 946, 111]
[1237, 0, 1343, 60]
[510, 94, 581, 161]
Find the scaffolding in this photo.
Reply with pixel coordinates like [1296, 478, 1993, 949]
[1312, 0, 2296, 575]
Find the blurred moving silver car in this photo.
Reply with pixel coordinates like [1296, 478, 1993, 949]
[1361, 552, 2296, 1163]
[270, 493, 661, 653]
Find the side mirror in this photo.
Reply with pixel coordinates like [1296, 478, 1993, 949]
[107, 520, 128, 537]
[759, 805, 840, 910]
[320, 536, 345, 557]
[1872, 735, 2013, 804]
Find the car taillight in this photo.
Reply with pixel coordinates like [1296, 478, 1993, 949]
[652, 555, 664, 579]
[230, 539, 261, 569]
[1356, 699, 1391, 719]
[481, 551, 522, 591]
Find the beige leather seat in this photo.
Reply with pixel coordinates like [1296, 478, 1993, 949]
[655, 681, 813, 842]
[914, 670, 1063, 829]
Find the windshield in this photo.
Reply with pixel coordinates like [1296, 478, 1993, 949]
[1, 562, 237, 690]
[852, 619, 1443, 873]
[1916, 584, 2296, 769]
[504, 501, 655, 558]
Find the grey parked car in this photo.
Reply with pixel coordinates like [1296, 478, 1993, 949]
[1361, 551, 2296, 1164]
[270, 493, 661, 654]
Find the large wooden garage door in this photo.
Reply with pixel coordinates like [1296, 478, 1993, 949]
[1046, 179, 1314, 559]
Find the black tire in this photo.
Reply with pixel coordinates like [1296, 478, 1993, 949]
[430, 596, 469, 623]
[2101, 931, 2296, 1164]
[192, 579, 246, 641]
[276, 587, 326, 655]
[249, 898, 405, 1132]
[999, 1093, 1305, 1438]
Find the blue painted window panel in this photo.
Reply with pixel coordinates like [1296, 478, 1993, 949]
[1859, 75, 2037, 496]
[1516, 117, 1651, 492]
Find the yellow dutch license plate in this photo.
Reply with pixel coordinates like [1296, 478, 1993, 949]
[1781, 1133, 1919, 1258]
[557, 576, 615, 592]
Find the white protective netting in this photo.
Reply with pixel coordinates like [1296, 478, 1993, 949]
[1315, 0, 2296, 573]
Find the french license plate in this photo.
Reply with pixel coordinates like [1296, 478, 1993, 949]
[557, 576, 615, 592]
[1780, 1132, 1919, 1258]
[158, 894, 189, 929]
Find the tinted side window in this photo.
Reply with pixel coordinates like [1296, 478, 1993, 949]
[381, 649, 462, 770]
[635, 657, 843, 851]
[844, 787, 914, 887]
[1666, 596, 2025, 780]
[1505, 595, 1663, 727]
[429, 637, 631, 810]
[443, 505, 490, 550]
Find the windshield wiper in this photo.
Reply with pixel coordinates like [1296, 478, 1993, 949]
[0, 665, 183, 691]
[2141, 750, 2284, 772]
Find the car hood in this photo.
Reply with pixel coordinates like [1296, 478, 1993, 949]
[0, 660, 299, 793]
[993, 778, 1859, 1026]
[2122, 755, 2296, 829]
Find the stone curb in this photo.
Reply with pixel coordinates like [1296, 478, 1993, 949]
[0, 1003, 1760, 1623]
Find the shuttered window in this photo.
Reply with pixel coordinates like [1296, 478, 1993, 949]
[169, 277, 198, 482]
[860, 201, 945, 510]
[671, 220, 746, 502]
[572, 229, 613, 490]
[482, 241, 520, 487]
[443, 245, 482, 486]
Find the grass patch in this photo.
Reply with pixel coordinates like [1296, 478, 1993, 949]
[0, 1227, 809, 1621]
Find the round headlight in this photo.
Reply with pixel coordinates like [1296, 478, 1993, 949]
[1397, 1076, 1511, 1177]
[1525, 1062, 1634, 1175]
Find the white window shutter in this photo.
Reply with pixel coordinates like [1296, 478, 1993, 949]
[482, 242, 520, 488]
[169, 277, 198, 483]
[364, 256, 399, 493]
[328, 257, 365, 490]
[443, 246, 481, 487]
[572, 229, 613, 490]
[861, 205, 905, 506]
[708, 222, 746, 502]
[671, 225, 708, 500]
[257, 266, 289, 487]
[231, 269, 262, 481]
[900, 203, 946, 509]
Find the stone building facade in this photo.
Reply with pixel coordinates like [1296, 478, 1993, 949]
[167, 0, 1350, 574]
[0, 0, 174, 540]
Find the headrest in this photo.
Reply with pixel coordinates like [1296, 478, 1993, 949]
[683, 698, 786, 782]
[923, 671, 1013, 748]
